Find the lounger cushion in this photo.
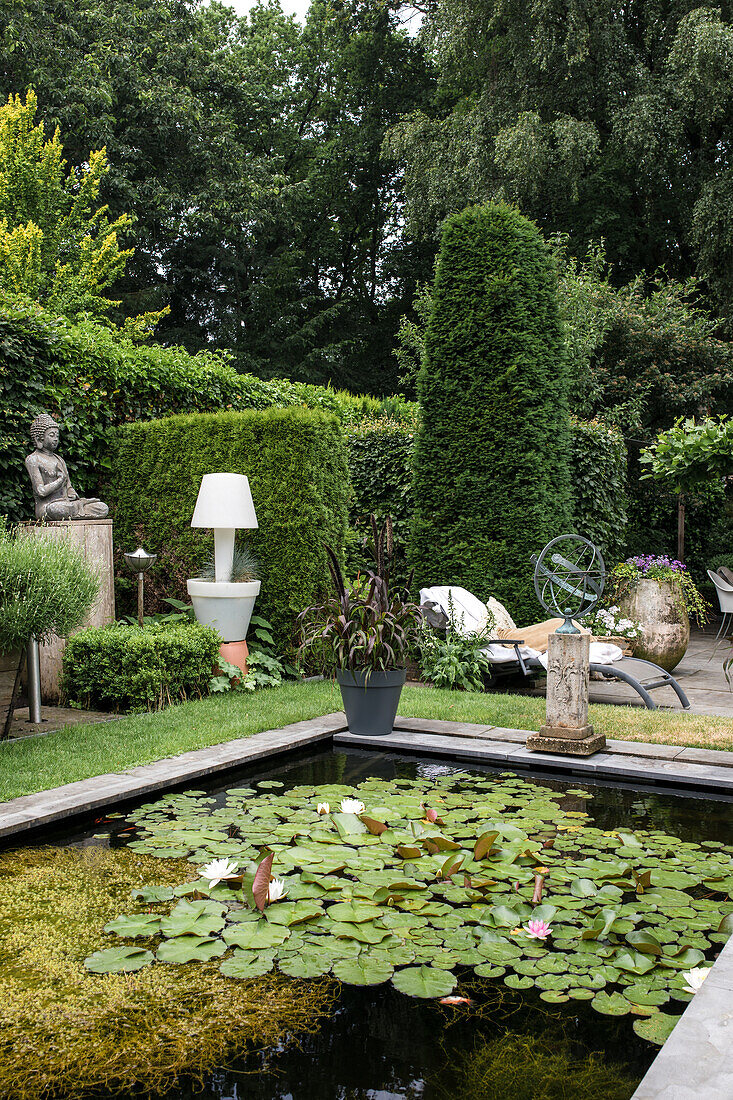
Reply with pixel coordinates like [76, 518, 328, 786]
[419, 586, 491, 635]
[486, 597, 516, 635]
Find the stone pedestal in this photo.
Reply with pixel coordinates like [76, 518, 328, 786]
[20, 520, 115, 703]
[527, 632, 606, 756]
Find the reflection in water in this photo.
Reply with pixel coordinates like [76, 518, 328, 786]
[53, 748, 733, 1100]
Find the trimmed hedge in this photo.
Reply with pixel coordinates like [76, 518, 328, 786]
[62, 621, 221, 713]
[0, 294, 413, 522]
[410, 203, 574, 621]
[569, 418, 628, 564]
[345, 416, 417, 586]
[109, 408, 350, 650]
[348, 416, 628, 590]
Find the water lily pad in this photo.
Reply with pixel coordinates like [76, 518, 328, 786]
[85, 946, 154, 974]
[222, 922, 290, 949]
[278, 953, 332, 978]
[333, 957, 394, 985]
[326, 901, 383, 924]
[633, 1012, 680, 1045]
[160, 899, 226, 937]
[391, 965, 456, 999]
[157, 936, 227, 963]
[591, 991, 632, 1015]
[219, 951, 276, 979]
[104, 913, 162, 938]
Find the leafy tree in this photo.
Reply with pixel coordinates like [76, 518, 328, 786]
[0, 90, 132, 316]
[0, 0, 434, 392]
[640, 416, 733, 560]
[388, 1, 733, 323]
[410, 203, 573, 620]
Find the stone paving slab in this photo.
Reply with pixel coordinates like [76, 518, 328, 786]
[0, 713, 347, 841]
[632, 935, 733, 1099]
[337, 716, 733, 792]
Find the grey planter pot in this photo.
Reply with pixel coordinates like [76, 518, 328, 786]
[618, 577, 690, 672]
[336, 668, 406, 738]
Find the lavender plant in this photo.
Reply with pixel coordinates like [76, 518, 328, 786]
[0, 525, 99, 652]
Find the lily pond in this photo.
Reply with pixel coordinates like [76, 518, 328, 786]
[6, 749, 733, 1100]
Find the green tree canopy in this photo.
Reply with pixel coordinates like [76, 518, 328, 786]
[0, 89, 132, 316]
[388, 2, 733, 323]
[0, 0, 434, 392]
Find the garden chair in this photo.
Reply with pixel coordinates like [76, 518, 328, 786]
[707, 569, 733, 642]
[420, 585, 690, 711]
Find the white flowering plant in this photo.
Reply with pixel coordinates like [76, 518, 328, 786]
[580, 605, 640, 641]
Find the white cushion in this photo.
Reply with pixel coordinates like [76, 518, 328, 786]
[486, 597, 516, 635]
[419, 586, 489, 636]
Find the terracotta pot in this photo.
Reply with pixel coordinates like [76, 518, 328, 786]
[218, 640, 249, 682]
[618, 578, 689, 672]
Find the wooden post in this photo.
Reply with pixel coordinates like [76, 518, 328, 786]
[677, 493, 685, 564]
[527, 632, 606, 756]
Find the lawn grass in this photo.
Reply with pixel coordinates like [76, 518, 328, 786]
[1, 680, 731, 804]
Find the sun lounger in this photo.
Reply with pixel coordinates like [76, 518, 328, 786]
[420, 586, 690, 711]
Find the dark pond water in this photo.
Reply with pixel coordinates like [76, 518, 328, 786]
[58, 748, 733, 1100]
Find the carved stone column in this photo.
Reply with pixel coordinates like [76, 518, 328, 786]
[527, 632, 606, 756]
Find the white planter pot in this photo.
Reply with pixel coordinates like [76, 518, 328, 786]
[186, 579, 261, 643]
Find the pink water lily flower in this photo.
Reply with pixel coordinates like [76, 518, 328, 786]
[525, 919, 552, 940]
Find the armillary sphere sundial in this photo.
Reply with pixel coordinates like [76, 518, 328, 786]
[531, 534, 605, 634]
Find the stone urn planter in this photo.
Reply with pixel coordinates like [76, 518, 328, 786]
[618, 578, 689, 672]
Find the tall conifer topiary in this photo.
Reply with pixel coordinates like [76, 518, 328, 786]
[410, 202, 573, 620]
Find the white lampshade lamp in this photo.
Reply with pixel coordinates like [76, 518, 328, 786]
[191, 472, 258, 582]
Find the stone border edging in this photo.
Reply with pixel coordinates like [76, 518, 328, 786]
[0, 712, 347, 841]
[332, 717, 733, 793]
[630, 932, 733, 1098]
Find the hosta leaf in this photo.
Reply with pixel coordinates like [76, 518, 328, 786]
[85, 947, 154, 974]
[391, 965, 456, 999]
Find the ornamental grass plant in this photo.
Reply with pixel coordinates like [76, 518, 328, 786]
[0, 524, 99, 653]
[299, 516, 421, 673]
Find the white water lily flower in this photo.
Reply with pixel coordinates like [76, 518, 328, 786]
[267, 877, 287, 903]
[682, 967, 710, 995]
[199, 857, 239, 887]
[317, 802, 330, 815]
[340, 798, 365, 814]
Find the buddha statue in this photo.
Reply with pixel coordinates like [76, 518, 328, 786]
[25, 414, 109, 520]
